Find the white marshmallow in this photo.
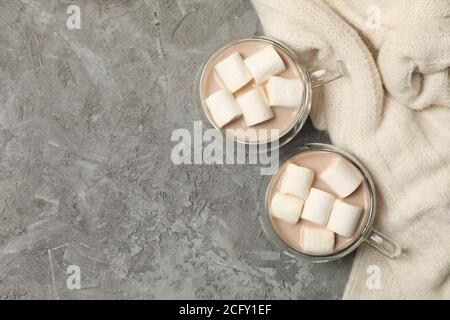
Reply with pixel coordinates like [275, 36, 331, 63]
[205, 89, 242, 128]
[279, 163, 314, 199]
[327, 199, 363, 238]
[302, 225, 335, 254]
[236, 87, 274, 126]
[320, 157, 363, 198]
[244, 45, 286, 84]
[270, 192, 304, 225]
[215, 53, 253, 93]
[301, 188, 335, 226]
[267, 77, 304, 108]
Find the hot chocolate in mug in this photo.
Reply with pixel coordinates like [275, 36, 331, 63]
[196, 37, 345, 149]
[258, 143, 401, 262]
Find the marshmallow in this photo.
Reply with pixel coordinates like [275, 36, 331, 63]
[327, 199, 363, 238]
[244, 45, 286, 84]
[302, 225, 335, 254]
[301, 188, 335, 226]
[215, 52, 253, 93]
[236, 87, 274, 126]
[270, 192, 304, 225]
[321, 157, 363, 198]
[267, 77, 304, 108]
[279, 163, 314, 199]
[205, 89, 242, 128]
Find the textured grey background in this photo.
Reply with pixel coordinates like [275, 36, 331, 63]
[0, 0, 354, 299]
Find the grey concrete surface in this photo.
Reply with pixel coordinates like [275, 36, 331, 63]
[0, 0, 353, 299]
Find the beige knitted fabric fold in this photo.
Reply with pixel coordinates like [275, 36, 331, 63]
[252, 0, 450, 299]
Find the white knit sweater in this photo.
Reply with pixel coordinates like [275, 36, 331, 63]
[252, 0, 450, 299]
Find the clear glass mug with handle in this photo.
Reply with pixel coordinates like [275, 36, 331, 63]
[257, 143, 401, 263]
[195, 36, 346, 150]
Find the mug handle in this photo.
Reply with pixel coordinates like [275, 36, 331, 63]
[308, 61, 346, 88]
[365, 229, 402, 259]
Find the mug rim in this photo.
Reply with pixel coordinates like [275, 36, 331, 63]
[259, 143, 377, 262]
[197, 36, 313, 149]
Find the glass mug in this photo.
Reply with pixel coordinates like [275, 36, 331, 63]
[195, 37, 345, 149]
[257, 143, 401, 263]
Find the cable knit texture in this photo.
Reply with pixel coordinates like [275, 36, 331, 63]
[252, 0, 450, 299]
